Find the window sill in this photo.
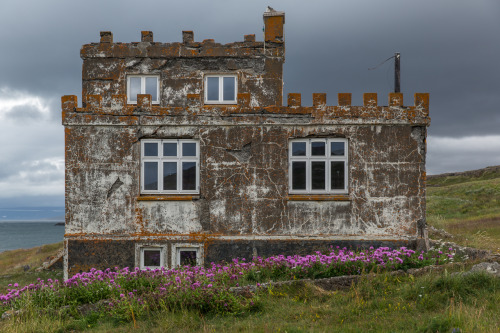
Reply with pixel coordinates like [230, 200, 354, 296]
[137, 195, 200, 201]
[287, 194, 350, 201]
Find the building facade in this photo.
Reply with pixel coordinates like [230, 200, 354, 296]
[62, 9, 430, 278]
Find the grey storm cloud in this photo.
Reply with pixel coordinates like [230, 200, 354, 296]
[0, 0, 499, 207]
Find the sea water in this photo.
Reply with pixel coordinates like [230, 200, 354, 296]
[0, 222, 65, 253]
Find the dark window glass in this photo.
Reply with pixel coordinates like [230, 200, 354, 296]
[129, 77, 141, 102]
[331, 142, 345, 156]
[223, 77, 235, 101]
[206, 77, 219, 101]
[182, 162, 196, 190]
[182, 142, 196, 156]
[144, 162, 158, 190]
[311, 142, 325, 156]
[331, 161, 345, 190]
[163, 143, 177, 156]
[311, 161, 326, 190]
[163, 162, 177, 190]
[292, 142, 306, 156]
[292, 161, 306, 190]
[144, 143, 158, 156]
[143, 249, 161, 267]
[179, 250, 197, 266]
[145, 77, 158, 101]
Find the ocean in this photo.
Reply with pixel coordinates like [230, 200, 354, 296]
[0, 221, 65, 253]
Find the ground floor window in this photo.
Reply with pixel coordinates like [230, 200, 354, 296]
[135, 243, 167, 270]
[171, 243, 203, 267]
[289, 138, 348, 194]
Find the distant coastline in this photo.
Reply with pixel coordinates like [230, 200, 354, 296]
[0, 220, 65, 252]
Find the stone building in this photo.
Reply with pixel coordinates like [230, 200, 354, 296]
[62, 9, 430, 279]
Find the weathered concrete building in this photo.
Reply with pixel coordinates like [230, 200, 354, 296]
[62, 9, 430, 279]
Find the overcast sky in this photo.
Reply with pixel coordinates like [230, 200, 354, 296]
[0, 0, 499, 208]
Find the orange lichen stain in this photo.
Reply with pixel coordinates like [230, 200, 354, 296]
[136, 195, 198, 201]
[134, 207, 147, 235]
[287, 195, 350, 202]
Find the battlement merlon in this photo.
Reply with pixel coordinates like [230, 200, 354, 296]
[81, 11, 285, 60]
[61, 92, 430, 126]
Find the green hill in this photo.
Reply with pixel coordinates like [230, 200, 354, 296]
[427, 166, 500, 253]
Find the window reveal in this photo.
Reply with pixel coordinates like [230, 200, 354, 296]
[127, 75, 159, 104]
[204, 75, 237, 104]
[141, 139, 199, 194]
[289, 138, 348, 194]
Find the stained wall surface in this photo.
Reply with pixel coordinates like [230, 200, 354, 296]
[62, 11, 430, 277]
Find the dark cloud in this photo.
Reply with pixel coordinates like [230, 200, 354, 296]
[0, 0, 499, 206]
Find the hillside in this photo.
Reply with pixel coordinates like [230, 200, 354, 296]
[427, 165, 500, 253]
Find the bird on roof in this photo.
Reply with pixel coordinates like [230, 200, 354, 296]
[267, 6, 275, 12]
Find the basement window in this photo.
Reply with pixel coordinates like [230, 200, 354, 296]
[141, 139, 199, 194]
[171, 243, 203, 267]
[127, 75, 160, 104]
[289, 138, 348, 194]
[139, 247, 165, 270]
[204, 75, 237, 104]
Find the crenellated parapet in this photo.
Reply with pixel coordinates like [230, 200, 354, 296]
[81, 12, 284, 60]
[62, 92, 430, 126]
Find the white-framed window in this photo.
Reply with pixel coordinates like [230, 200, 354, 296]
[171, 243, 203, 267]
[127, 75, 160, 104]
[289, 138, 348, 194]
[204, 75, 237, 104]
[136, 245, 166, 270]
[141, 139, 199, 194]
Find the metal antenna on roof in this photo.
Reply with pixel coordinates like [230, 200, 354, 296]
[368, 52, 401, 92]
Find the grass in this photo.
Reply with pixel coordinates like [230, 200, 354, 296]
[0, 242, 63, 295]
[427, 168, 500, 253]
[1, 266, 499, 332]
[0, 242, 62, 275]
[1, 166, 499, 331]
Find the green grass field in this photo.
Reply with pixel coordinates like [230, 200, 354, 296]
[427, 167, 500, 253]
[1, 167, 499, 332]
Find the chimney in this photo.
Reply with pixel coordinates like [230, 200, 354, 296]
[263, 7, 285, 43]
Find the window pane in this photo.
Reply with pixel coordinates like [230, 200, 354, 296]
[331, 161, 345, 190]
[145, 77, 158, 101]
[311, 142, 325, 156]
[182, 142, 196, 156]
[206, 77, 219, 101]
[292, 161, 306, 190]
[179, 250, 197, 266]
[182, 162, 196, 190]
[292, 142, 306, 156]
[163, 143, 177, 156]
[143, 249, 161, 267]
[163, 162, 177, 191]
[144, 162, 158, 190]
[129, 77, 141, 102]
[144, 142, 158, 156]
[223, 77, 235, 101]
[331, 142, 345, 156]
[311, 161, 326, 190]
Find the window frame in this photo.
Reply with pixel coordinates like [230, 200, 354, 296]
[137, 246, 166, 270]
[141, 139, 200, 194]
[288, 138, 348, 194]
[204, 74, 238, 104]
[127, 75, 160, 105]
[171, 243, 204, 267]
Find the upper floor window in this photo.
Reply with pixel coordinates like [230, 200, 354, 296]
[141, 139, 199, 194]
[289, 138, 348, 194]
[204, 75, 237, 104]
[127, 75, 159, 104]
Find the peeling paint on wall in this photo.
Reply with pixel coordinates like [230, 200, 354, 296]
[62, 9, 429, 278]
